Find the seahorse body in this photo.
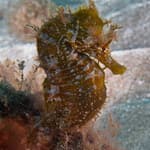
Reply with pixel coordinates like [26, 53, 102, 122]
[36, 2, 126, 129]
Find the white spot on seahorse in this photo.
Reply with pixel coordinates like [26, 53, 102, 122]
[48, 85, 60, 96]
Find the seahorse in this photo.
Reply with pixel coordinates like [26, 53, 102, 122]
[36, 1, 126, 129]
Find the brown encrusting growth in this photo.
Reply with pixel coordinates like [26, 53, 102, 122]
[36, 0, 126, 130]
[0, 118, 27, 150]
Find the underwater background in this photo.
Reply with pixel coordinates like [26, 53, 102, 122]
[0, 0, 149, 150]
